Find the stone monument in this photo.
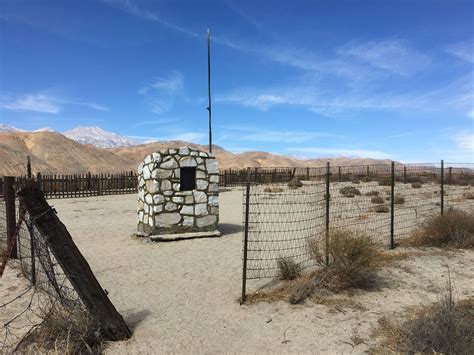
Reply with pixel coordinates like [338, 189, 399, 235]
[136, 146, 220, 240]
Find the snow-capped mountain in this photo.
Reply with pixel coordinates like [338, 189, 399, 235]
[0, 124, 54, 133]
[0, 124, 22, 132]
[64, 126, 137, 148]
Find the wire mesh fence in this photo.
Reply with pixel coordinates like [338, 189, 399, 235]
[1, 210, 93, 353]
[0, 181, 131, 352]
[241, 162, 474, 297]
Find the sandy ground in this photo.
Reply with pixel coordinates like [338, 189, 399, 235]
[1, 188, 474, 354]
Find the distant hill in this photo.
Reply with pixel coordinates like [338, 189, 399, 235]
[0, 131, 133, 175]
[0, 131, 393, 176]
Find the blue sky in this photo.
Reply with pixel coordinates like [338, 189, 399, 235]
[0, 0, 473, 162]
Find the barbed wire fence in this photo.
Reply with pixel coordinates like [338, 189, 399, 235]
[0, 179, 131, 353]
[241, 161, 474, 302]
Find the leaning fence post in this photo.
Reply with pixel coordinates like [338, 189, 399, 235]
[4, 176, 17, 259]
[17, 181, 131, 340]
[325, 162, 330, 266]
[440, 160, 444, 216]
[390, 161, 395, 249]
[241, 169, 251, 304]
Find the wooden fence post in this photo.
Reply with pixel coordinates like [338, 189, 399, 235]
[17, 181, 131, 341]
[4, 177, 17, 259]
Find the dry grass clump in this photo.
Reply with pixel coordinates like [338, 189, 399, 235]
[365, 190, 379, 196]
[371, 196, 385, 204]
[287, 178, 303, 189]
[16, 302, 102, 354]
[371, 205, 389, 213]
[405, 209, 474, 248]
[411, 182, 422, 188]
[374, 280, 474, 354]
[263, 186, 283, 193]
[277, 257, 301, 280]
[339, 186, 361, 197]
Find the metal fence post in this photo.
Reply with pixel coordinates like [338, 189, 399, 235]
[241, 169, 251, 304]
[440, 160, 444, 216]
[325, 162, 330, 265]
[403, 166, 407, 184]
[27, 156, 32, 179]
[390, 161, 395, 249]
[306, 167, 310, 181]
[4, 176, 17, 259]
[448, 167, 452, 185]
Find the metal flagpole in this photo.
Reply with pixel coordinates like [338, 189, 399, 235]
[207, 28, 213, 153]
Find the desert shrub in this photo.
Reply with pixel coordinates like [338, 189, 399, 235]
[365, 190, 379, 196]
[371, 205, 389, 213]
[307, 230, 379, 289]
[408, 210, 474, 248]
[405, 175, 424, 184]
[264, 186, 283, 193]
[326, 230, 379, 288]
[376, 280, 474, 354]
[393, 195, 405, 204]
[378, 176, 391, 186]
[371, 196, 385, 204]
[339, 186, 361, 197]
[287, 178, 303, 189]
[463, 192, 474, 199]
[352, 179, 360, 184]
[277, 257, 302, 280]
[411, 182, 422, 188]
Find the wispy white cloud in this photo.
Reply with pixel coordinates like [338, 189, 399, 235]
[446, 40, 474, 64]
[385, 131, 416, 139]
[240, 130, 340, 143]
[468, 109, 474, 120]
[337, 40, 430, 76]
[452, 132, 474, 152]
[138, 71, 184, 114]
[287, 147, 392, 159]
[133, 117, 180, 128]
[102, 0, 199, 38]
[0, 93, 109, 113]
[216, 85, 416, 114]
[2, 94, 60, 113]
[127, 131, 206, 144]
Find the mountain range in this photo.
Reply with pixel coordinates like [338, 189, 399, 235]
[0, 125, 392, 176]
